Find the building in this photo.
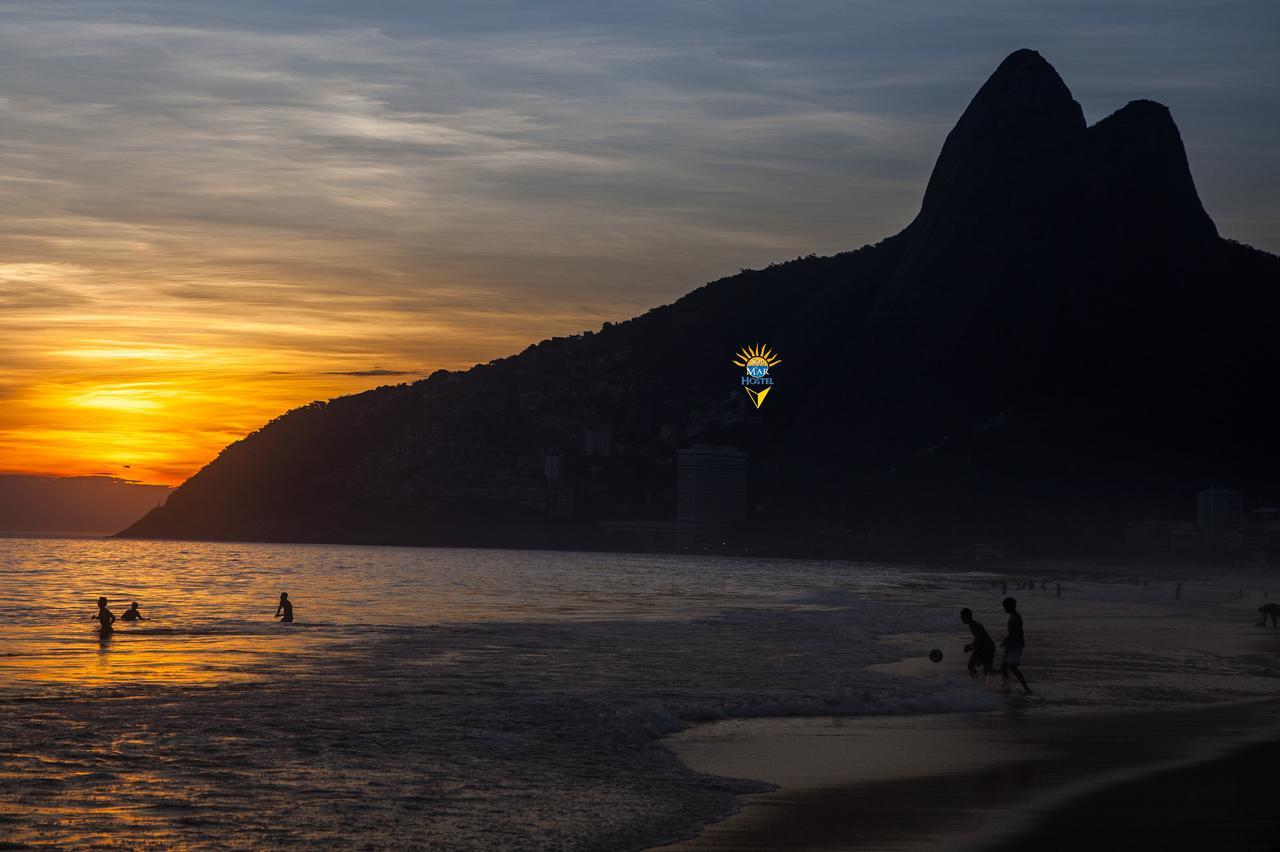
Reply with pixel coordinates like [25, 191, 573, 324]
[542, 454, 562, 480]
[677, 445, 747, 530]
[582, 429, 612, 456]
[1197, 486, 1245, 551]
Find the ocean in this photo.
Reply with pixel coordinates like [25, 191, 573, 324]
[1, 538, 1276, 848]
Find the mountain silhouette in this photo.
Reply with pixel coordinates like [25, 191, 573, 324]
[120, 50, 1280, 557]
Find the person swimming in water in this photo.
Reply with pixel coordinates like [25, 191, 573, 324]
[94, 596, 116, 635]
[121, 602, 144, 622]
[275, 592, 294, 623]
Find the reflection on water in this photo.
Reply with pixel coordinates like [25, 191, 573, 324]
[0, 537, 1276, 849]
[0, 538, 867, 691]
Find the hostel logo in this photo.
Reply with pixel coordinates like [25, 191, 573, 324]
[732, 343, 781, 409]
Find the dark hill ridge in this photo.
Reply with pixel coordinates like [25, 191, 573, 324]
[121, 50, 1280, 557]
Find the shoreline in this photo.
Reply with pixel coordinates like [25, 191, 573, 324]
[8, 531, 1276, 580]
[91, 531, 1280, 569]
[657, 698, 1280, 851]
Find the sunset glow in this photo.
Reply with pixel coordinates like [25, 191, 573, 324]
[0, 314, 558, 485]
[2, 3, 1276, 488]
[1, 1, 1278, 849]
[1, 259, 605, 484]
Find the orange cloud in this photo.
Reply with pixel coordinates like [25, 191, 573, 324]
[0, 344, 416, 485]
[0, 265, 604, 485]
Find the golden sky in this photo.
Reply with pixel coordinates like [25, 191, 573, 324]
[1, 4, 1275, 487]
[0, 254, 605, 484]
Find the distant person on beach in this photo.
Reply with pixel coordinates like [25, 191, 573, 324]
[94, 597, 116, 635]
[121, 602, 144, 622]
[998, 597, 1032, 695]
[1259, 603, 1280, 628]
[275, 592, 293, 623]
[960, 608, 995, 678]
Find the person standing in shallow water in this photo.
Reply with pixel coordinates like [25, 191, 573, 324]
[998, 597, 1032, 695]
[121, 602, 144, 622]
[960, 608, 996, 679]
[94, 596, 116, 635]
[275, 592, 293, 623]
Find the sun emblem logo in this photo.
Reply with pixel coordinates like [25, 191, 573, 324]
[733, 343, 781, 378]
[733, 344, 781, 408]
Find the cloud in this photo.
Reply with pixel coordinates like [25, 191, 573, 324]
[324, 369, 416, 377]
[0, 0, 1274, 483]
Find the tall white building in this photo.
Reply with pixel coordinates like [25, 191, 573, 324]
[677, 446, 747, 530]
[1197, 485, 1244, 544]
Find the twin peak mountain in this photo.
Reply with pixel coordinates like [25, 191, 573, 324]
[122, 50, 1279, 557]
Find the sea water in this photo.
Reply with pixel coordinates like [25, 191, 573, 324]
[0, 538, 1275, 848]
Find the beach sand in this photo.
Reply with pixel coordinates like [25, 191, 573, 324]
[657, 572, 1280, 852]
[659, 699, 1280, 851]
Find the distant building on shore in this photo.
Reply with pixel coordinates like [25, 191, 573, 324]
[677, 445, 747, 530]
[542, 453, 562, 480]
[1197, 485, 1245, 550]
[582, 429, 612, 457]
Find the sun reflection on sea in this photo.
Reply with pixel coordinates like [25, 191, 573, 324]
[0, 623, 316, 689]
[0, 537, 818, 694]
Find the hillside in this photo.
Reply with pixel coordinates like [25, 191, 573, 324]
[120, 50, 1280, 558]
[1, 475, 170, 537]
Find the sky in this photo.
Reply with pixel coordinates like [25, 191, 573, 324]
[1, 0, 1277, 486]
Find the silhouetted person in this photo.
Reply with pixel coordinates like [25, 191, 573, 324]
[1055, 582, 1061, 597]
[121, 602, 144, 622]
[1260, 603, 1280, 629]
[960, 608, 995, 678]
[1176, 582, 1182, 600]
[275, 592, 293, 623]
[94, 596, 116, 635]
[999, 597, 1032, 695]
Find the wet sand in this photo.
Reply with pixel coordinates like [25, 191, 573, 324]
[987, 737, 1280, 852]
[658, 699, 1280, 851]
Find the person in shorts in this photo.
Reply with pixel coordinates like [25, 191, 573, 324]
[960, 608, 995, 678]
[999, 597, 1032, 695]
